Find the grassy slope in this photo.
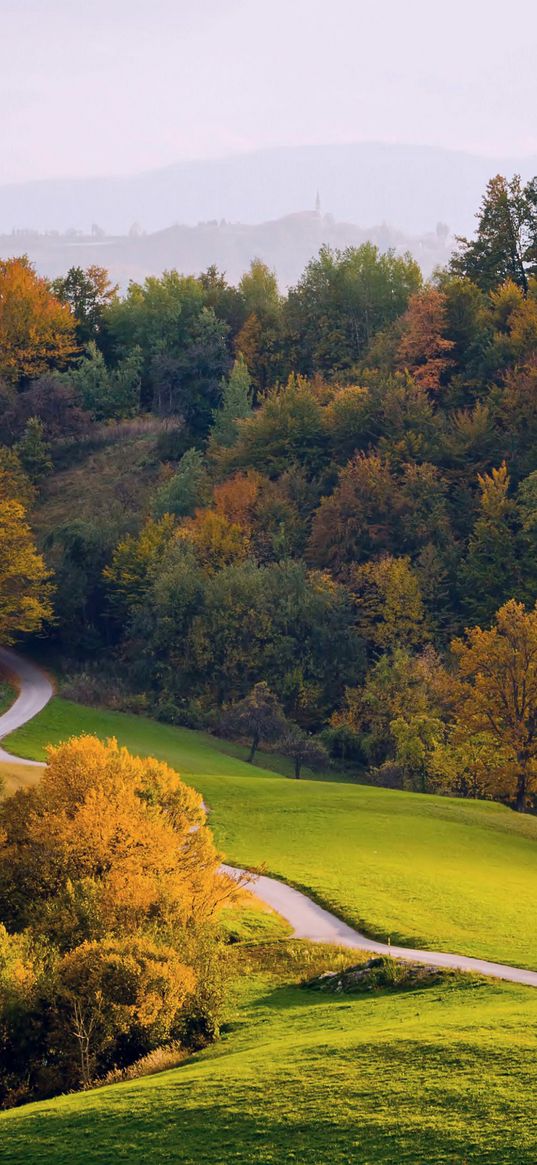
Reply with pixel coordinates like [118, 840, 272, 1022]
[6, 698, 537, 969]
[0, 678, 17, 716]
[32, 424, 166, 541]
[3, 948, 537, 1165]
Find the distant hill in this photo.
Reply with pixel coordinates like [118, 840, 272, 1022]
[1, 142, 536, 238]
[0, 210, 452, 289]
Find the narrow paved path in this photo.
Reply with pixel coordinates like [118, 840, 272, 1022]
[0, 647, 53, 765]
[222, 865, 537, 987]
[1, 647, 537, 987]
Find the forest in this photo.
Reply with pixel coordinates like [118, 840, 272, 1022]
[3, 172, 537, 813]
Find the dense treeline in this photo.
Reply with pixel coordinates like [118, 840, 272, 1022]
[4, 173, 537, 808]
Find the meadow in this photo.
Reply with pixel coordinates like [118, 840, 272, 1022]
[5, 697, 537, 969]
[2, 939, 537, 1165]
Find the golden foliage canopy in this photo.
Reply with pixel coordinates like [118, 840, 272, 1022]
[0, 735, 227, 943]
[0, 257, 77, 384]
[0, 470, 52, 643]
[452, 599, 537, 809]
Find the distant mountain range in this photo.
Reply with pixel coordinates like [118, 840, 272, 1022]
[1, 142, 536, 237]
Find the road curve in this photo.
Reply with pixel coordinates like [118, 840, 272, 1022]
[222, 865, 537, 987]
[0, 646, 53, 765]
[1, 647, 537, 987]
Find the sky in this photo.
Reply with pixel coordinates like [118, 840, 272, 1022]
[2, 0, 537, 184]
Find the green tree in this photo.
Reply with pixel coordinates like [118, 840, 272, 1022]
[153, 449, 212, 519]
[221, 682, 287, 763]
[14, 417, 52, 483]
[460, 463, 521, 624]
[284, 243, 421, 376]
[210, 355, 252, 448]
[69, 342, 142, 420]
[451, 175, 537, 294]
[52, 265, 118, 344]
[279, 725, 329, 778]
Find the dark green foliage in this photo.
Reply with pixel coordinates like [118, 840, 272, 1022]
[14, 417, 52, 482]
[220, 682, 288, 763]
[153, 449, 211, 519]
[451, 175, 537, 294]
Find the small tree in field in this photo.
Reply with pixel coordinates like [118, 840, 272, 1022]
[279, 725, 330, 779]
[221, 682, 287, 763]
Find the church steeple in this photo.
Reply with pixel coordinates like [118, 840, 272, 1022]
[315, 190, 321, 215]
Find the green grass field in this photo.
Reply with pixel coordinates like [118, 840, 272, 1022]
[3, 941, 537, 1165]
[0, 678, 16, 717]
[5, 697, 537, 969]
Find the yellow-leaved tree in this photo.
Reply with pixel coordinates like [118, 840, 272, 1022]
[0, 468, 52, 642]
[0, 736, 237, 1102]
[0, 256, 77, 385]
[0, 734, 228, 942]
[452, 599, 537, 811]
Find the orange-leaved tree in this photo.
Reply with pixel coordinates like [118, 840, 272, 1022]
[0, 256, 77, 385]
[0, 734, 229, 942]
[452, 599, 537, 811]
[396, 287, 455, 391]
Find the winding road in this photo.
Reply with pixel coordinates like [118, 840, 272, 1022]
[0, 647, 53, 765]
[2, 646, 537, 988]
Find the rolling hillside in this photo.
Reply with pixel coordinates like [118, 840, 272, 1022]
[6, 696, 537, 969]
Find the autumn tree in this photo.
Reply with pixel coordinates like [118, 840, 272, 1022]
[220, 682, 287, 763]
[0, 737, 234, 1102]
[350, 555, 428, 654]
[334, 646, 450, 771]
[451, 599, 537, 810]
[0, 735, 225, 941]
[0, 257, 77, 385]
[103, 515, 176, 621]
[0, 470, 52, 642]
[56, 937, 195, 1087]
[428, 731, 512, 800]
[396, 288, 455, 391]
[177, 508, 251, 574]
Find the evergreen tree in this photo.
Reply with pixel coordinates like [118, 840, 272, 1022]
[69, 342, 142, 420]
[14, 416, 52, 483]
[210, 355, 252, 448]
[153, 448, 211, 519]
[451, 175, 537, 294]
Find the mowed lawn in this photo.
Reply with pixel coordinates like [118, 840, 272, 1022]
[3, 949, 537, 1165]
[5, 697, 537, 968]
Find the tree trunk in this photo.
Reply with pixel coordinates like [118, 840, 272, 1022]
[248, 733, 259, 764]
[516, 762, 527, 812]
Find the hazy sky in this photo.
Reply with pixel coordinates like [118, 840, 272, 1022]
[3, 0, 537, 183]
